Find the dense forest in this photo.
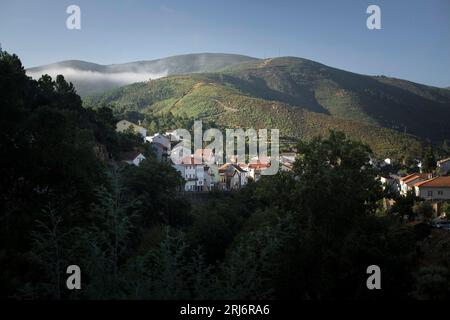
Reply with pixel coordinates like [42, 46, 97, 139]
[1, 50, 450, 300]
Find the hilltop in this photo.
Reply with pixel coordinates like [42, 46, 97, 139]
[26, 53, 258, 96]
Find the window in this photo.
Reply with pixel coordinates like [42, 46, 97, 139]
[438, 190, 444, 196]
[427, 190, 433, 197]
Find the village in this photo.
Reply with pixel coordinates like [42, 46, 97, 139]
[116, 119, 450, 228]
[116, 119, 293, 192]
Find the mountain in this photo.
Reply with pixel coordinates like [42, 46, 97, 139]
[219, 57, 450, 142]
[26, 53, 259, 96]
[82, 55, 450, 158]
[83, 73, 422, 159]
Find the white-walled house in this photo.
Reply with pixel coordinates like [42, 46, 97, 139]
[173, 155, 214, 192]
[218, 163, 249, 190]
[194, 148, 217, 165]
[150, 142, 169, 162]
[165, 130, 180, 142]
[379, 174, 399, 193]
[146, 133, 171, 162]
[146, 133, 171, 151]
[170, 145, 192, 163]
[399, 173, 433, 196]
[116, 120, 147, 140]
[247, 160, 271, 182]
[414, 176, 450, 200]
[121, 151, 146, 166]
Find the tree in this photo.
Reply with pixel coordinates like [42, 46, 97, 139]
[412, 201, 434, 221]
[422, 144, 436, 172]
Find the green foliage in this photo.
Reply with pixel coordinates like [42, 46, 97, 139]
[84, 69, 425, 159]
[3, 51, 450, 300]
[412, 201, 434, 220]
[412, 266, 450, 300]
[422, 144, 437, 172]
[390, 191, 420, 220]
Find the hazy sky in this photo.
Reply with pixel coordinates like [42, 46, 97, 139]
[1, 0, 449, 87]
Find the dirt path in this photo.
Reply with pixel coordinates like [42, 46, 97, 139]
[212, 98, 238, 112]
[171, 82, 205, 108]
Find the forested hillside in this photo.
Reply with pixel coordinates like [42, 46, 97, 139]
[84, 56, 450, 160]
[84, 73, 424, 159]
[3, 50, 450, 300]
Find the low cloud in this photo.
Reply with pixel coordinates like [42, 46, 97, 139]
[26, 67, 168, 87]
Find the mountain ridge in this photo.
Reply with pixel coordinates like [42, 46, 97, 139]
[26, 53, 259, 96]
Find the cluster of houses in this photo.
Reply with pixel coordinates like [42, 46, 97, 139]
[115, 120, 295, 192]
[115, 119, 450, 216]
[379, 157, 450, 217]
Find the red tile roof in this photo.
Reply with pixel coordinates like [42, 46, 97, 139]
[179, 155, 203, 165]
[401, 173, 433, 185]
[415, 176, 450, 188]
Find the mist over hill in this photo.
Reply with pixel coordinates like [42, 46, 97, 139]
[26, 53, 258, 96]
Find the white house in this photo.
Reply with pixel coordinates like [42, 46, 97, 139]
[399, 173, 433, 196]
[414, 176, 450, 201]
[116, 120, 147, 140]
[247, 160, 271, 182]
[121, 151, 146, 166]
[170, 145, 192, 164]
[150, 142, 169, 162]
[218, 163, 249, 190]
[165, 130, 181, 142]
[173, 154, 214, 192]
[194, 148, 217, 165]
[146, 133, 171, 151]
[437, 157, 450, 174]
[379, 174, 399, 193]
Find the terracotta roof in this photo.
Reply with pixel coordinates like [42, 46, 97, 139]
[402, 173, 433, 185]
[248, 160, 271, 170]
[399, 173, 419, 182]
[415, 176, 450, 188]
[179, 155, 203, 165]
[218, 163, 246, 174]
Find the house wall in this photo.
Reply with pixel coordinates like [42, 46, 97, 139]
[138, 128, 147, 139]
[134, 154, 145, 166]
[170, 146, 191, 163]
[148, 134, 170, 150]
[400, 178, 424, 195]
[195, 165, 205, 187]
[415, 187, 450, 200]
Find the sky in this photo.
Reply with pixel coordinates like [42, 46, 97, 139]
[0, 0, 449, 87]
